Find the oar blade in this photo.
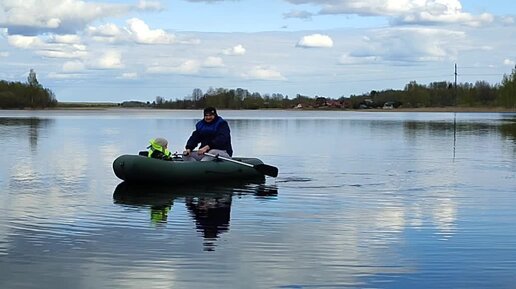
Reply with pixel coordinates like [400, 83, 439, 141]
[205, 152, 278, 177]
[255, 164, 279, 178]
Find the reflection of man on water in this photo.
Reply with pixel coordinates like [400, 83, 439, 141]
[185, 194, 232, 250]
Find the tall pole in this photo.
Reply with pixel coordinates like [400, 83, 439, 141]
[454, 63, 457, 106]
[453, 63, 457, 160]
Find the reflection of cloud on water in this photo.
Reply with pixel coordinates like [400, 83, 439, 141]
[10, 160, 39, 185]
[431, 197, 457, 239]
[98, 127, 124, 158]
[231, 119, 286, 156]
[99, 143, 121, 168]
[265, 178, 458, 284]
[109, 267, 179, 288]
[229, 116, 464, 284]
[403, 192, 457, 239]
[9, 161, 84, 216]
[226, 203, 414, 286]
[373, 206, 406, 234]
[395, 121, 461, 238]
[48, 141, 89, 185]
[5, 135, 92, 235]
[409, 178, 459, 239]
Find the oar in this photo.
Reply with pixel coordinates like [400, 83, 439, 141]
[205, 152, 278, 178]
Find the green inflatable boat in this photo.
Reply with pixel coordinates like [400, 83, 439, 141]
[113, 154, 278, 184]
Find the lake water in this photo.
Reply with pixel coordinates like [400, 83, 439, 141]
[0, 109, 515, 289]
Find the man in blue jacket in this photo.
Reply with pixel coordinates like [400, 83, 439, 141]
[183, 107, 233, 161]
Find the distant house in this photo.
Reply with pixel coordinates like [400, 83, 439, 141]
[315, 97, 327, 107]
[383, 101, 402, 109]
[315, 97, 348, 109]
[383, 102, 394, 109]
[358, 98, 375, 109]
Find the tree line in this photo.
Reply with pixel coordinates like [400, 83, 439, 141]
[0, 69, 57, 109]
[351, 71, 514, 109]
[152, 87, 299, 110]
[2, 66, 515, 110]
[153, 66, 516, 110]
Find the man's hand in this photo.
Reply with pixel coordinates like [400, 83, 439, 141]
[197, 145, 210, 155]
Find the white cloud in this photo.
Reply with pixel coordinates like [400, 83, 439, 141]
[0, 0, 155, 35]
[243, 66, 286, 81]
[223, 44, 246, 55]
[87, 23, 122, 37]
[285, 0, 494, 27]
[283, 10, 314, 20]
[37, 49, 88, 59]
[500, 16, 514, 25]
[503, 59, 515, 66]
[148, 60, 201, 75]
[398, 10, 494, 27]
[118, 72, 138, 79]
[62, 60, 85, 72]
[296, 33, 333, 48]
[136, 0, 164, 11]
[47, 72, 84, 79]
[339, 53, 377, 65]
[126, 18, 175, 44]
[177, 37, 201, 45]
[92, 50, 123, 69]
[0, 51, 9, 57]
[86, 19, 176, 44]
[7, 35, 45, 49]
[347, 27, 464, 63]
[203, 56, 224, 68]
[86, 23, 126, 43]
[146, 66, 169, 74]
[7, 34, 88, 59]
[50, 34, 81, 44]
[174, 60, 201, 74]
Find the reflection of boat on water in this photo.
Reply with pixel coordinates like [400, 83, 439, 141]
[113, 181, 277, 205]
[113, 181, 278, 251]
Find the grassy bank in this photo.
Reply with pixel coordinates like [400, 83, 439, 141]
[55, 102, 120, 109]
[365, 106, 516, 113]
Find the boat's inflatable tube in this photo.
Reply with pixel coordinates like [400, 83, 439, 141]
[113, 154, 266, 184]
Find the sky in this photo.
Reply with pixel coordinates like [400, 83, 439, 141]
[0, 0, 515, 102]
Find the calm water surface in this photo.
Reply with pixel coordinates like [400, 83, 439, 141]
[1, 109, 515, 289]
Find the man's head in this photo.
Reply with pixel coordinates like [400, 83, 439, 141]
[203, 107, 217, 123]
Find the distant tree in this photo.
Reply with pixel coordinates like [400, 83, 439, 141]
[404, 81, 430, 107]
[474, 81, 496, 105]
[235, 88, 249, 102]
[27, 69, 40, 87]
[155, 96, 164, 105]
[498, 65, 516, 108]
[242, 92, 263, 109]
[192, 88, 203, 102]
[0, 69, 57, 108]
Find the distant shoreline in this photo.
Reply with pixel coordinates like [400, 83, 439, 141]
[360, 107, 516, 113]
[1, 105, 515, 113]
